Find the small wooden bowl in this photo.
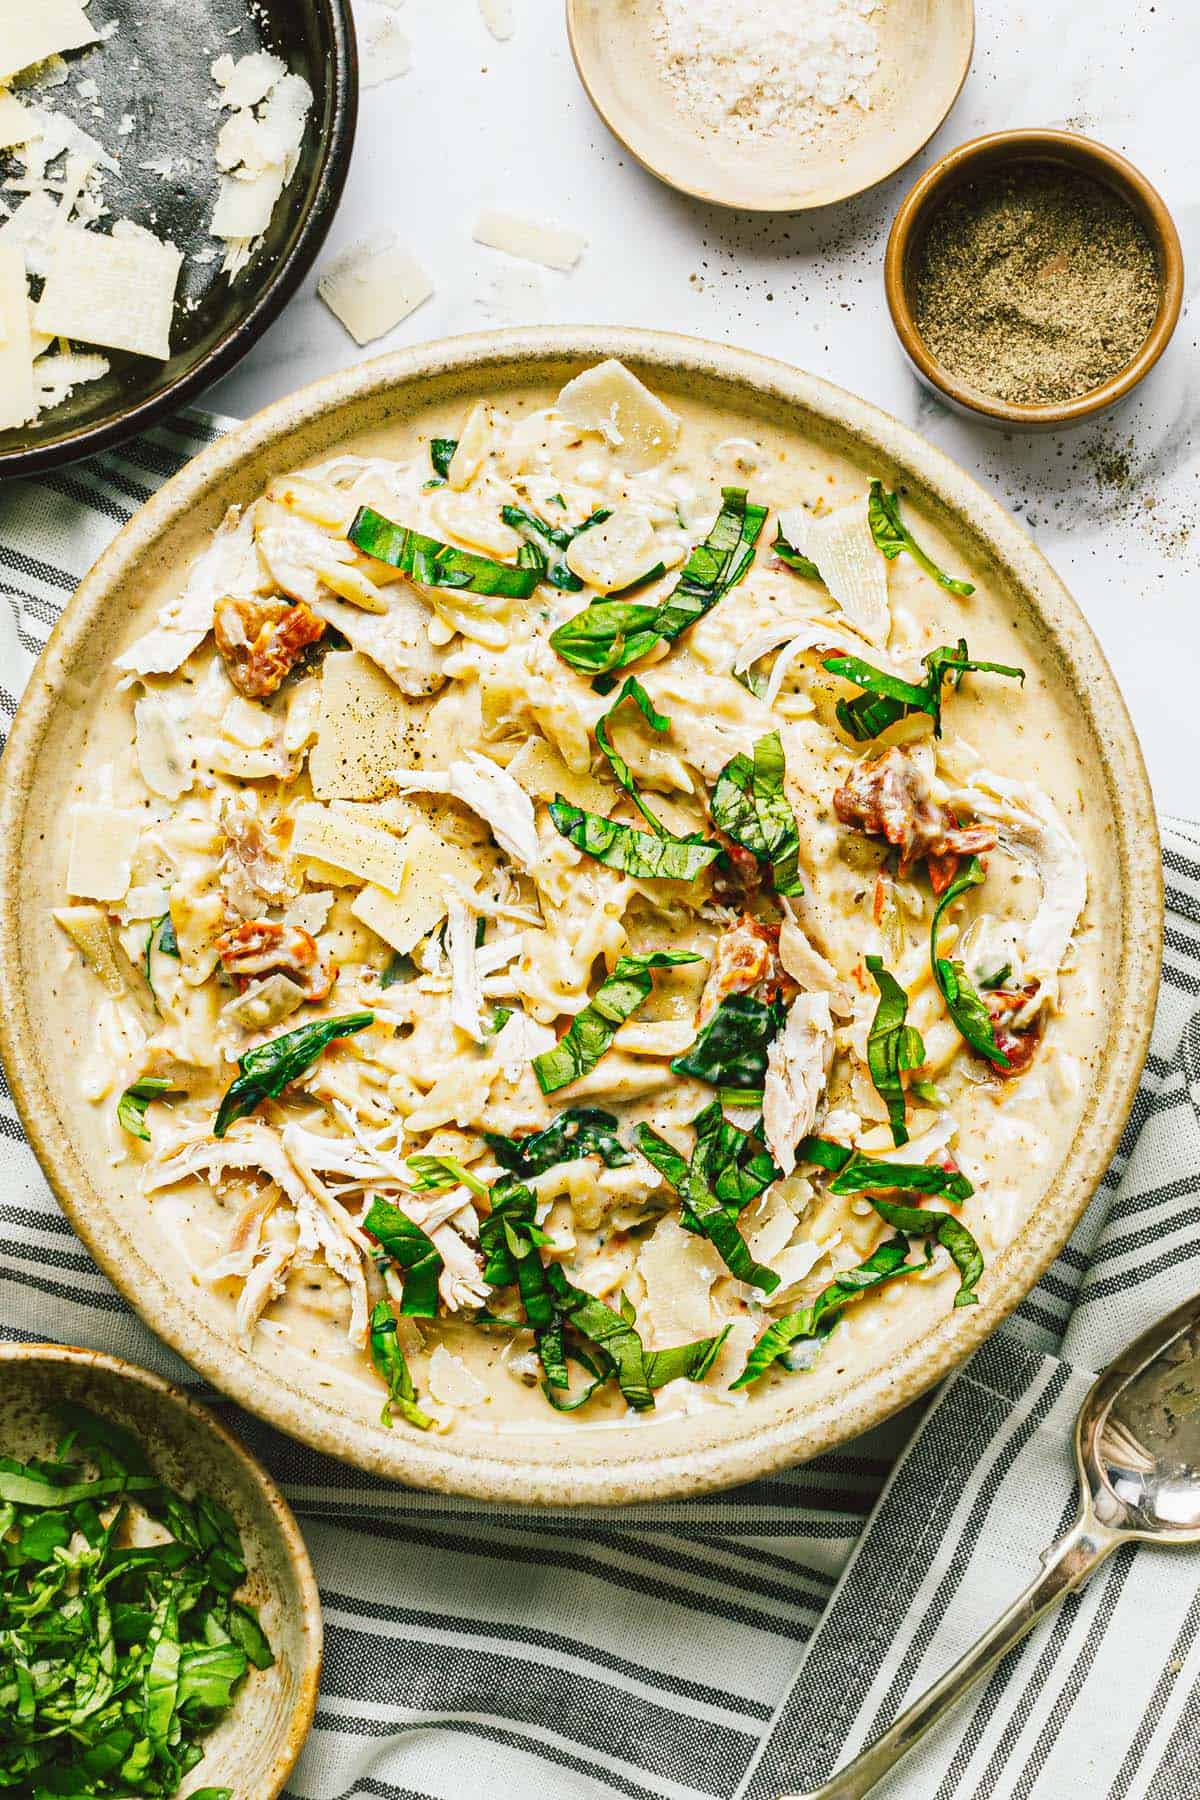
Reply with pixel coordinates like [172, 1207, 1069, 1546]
[885, 128, 1185, 429]
[0, 1344, 322, 1799]
[566, 0, 974, 212]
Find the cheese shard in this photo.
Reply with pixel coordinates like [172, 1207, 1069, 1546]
[478, 0, 515, 40]
[350, 824, 480, 954]
[36, 225, 182, 360]
[66, 805, 142, 902]
[0, 90, 38, 149]
[317, 237, 433, 345]
[473, 209, 586, 272]
[0, 243, 34, 430]
[776, 501, 891, 646]
[0, 0, 96, 83]
[310, 651, 425, 801]
[211, 170, 285, 240]
[293, 803, 407, 893]
[557, 360, 680, 471]
[508, 737, 611, 814]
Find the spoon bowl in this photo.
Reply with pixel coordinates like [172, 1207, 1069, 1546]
[782, 1289, 1200, 1799]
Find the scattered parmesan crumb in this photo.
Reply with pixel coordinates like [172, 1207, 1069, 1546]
[317, 236, 433, 345]
[361, 13, 410, 86]
[75, 76, 98, 100]
[478, 0, 515, 40]
[473, 209, 586, 272]
[118, 113, 135, 136]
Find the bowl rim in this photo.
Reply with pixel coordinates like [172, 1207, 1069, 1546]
[564, 0, 976, 213]
[0, 1339, 323, 1799]
[884, 127, 1186, 426]
[0, 0, 359, 481]
[0, 325, 1164, 1504]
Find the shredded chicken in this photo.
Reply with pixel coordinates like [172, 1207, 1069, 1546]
[213, 594, 325, 698]
[762, 993, 835, 1175]
[834, 745, 996, 877]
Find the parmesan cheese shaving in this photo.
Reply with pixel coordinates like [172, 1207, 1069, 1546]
[317, 237, 433, 345]
[36, 225, 182, 360]
[556, 360, 681, 472]
[776, 501, 891, 646]
[310, 651, 424, 801]
[0, 243, 34, 429]
[0, 90, 38, 149]
[350, 826, 481, 956]
[0, 0, 96, 83]
[473, 209, 586, 273]
[292, 804, 408, 894]
[478, 0, 515, 40]
[67, 805, 142, 902]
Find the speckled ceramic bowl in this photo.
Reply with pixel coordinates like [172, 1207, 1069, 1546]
[0, 1343, 322, 1797]
[0, 328, 1162, 1504]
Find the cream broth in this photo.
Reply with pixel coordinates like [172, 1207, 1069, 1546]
[51, 361, 1106, 1434]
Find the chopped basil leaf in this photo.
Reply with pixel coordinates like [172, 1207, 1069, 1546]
[732, 664, 768, 699]
[546, 598, 662, 676]
[348, 504, 541, 599]
[0, 1403, 270, 1793]
[500, 503, 611, 592]
[478, 1176, 557, 1354]
[978, 962, 1012, 991]
[404, 1154, 491, 1198]
[213, 1012, 374, 1137]
[671, 992, 785, 1091]
[864, 954, 927, 1147]
[544, 1264, 652, 1410]
[117, 1077, 176, 1143]
[595, 675, 672, 834]
[795, 1135, 982, 1303]
[798, 1134, 974, 1203]
[533, 951, 702, 1094]
[143, 911, 180, 1001]
[930, 856, 1010, 1068]
[644, 1323, 732, 1387]
[380, 950, 414, 988]
[550, 487, 766, 675]
[731, 1235, 921, 1388]
[549, 797, 722, 881]
[363, 1198, 444, 1317]
[710, 729, 804, 896]
[867, 481, 976, 597]
[485, 1107, 632, 1177]
[870, 1198, 983, 1307]
[430, 437, 458, 479]
[488, 1005, 514, 1034]
[824, 638, 1025, 741]
[370, 1300, 434, 1430]
[771, 524, 821, 579]
[637, 1101, 781, 1293]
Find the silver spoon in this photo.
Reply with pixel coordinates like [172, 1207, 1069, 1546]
[779, 1290, 1200, 1800]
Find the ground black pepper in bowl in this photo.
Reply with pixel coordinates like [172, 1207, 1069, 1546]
[911, 162, 1161, 407]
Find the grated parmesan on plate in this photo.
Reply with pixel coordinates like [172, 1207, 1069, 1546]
[651, 0, 881, 140]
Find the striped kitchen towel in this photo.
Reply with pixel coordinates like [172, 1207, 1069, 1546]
[1, 413, 1198, 1800]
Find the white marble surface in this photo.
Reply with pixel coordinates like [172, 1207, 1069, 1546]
[210, 0, 1199, 815]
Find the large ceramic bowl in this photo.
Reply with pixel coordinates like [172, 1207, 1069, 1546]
[0, 1343, 322, 1797]
[0, 329, 1162, 1505]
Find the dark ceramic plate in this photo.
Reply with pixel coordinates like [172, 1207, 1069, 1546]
[0, 0, 356, 478]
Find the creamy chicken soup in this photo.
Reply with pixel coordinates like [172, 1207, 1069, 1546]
[55, 360, 1098, 1431]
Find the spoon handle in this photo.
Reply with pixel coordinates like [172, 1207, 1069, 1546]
[776, 1512, 1120, 1800]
